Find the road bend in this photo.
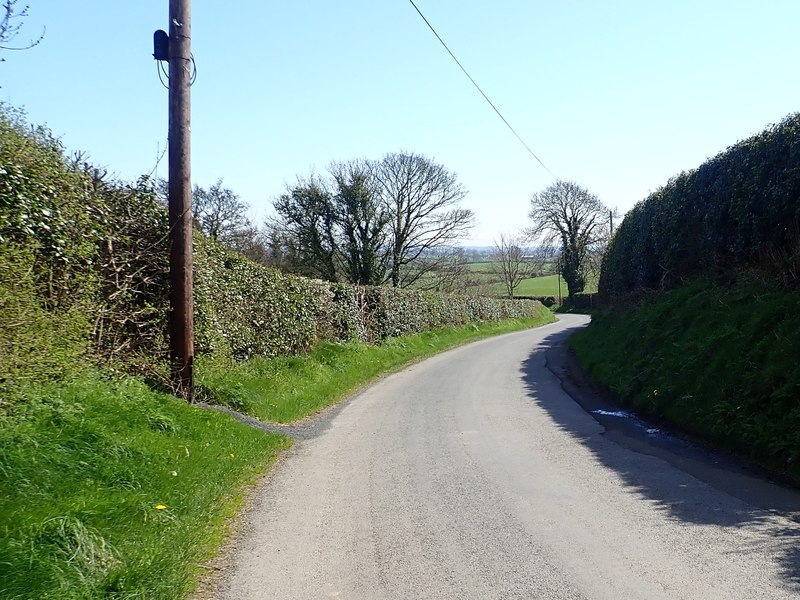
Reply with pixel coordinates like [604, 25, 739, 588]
[215, 314, 800, 600]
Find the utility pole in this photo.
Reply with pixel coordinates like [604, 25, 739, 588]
[167, 0, 193, 399]
[557, 270, 562, 306]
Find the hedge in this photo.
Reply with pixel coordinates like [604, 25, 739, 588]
[195, 236, 545, 359]
[1, 103, 545, 395]
[600, 112, 800, 300]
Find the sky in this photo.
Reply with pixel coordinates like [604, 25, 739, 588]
[2, 1, 799, 246]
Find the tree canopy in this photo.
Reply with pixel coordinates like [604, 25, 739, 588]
[192, 178, 250, 245]
[271, 152, 474, 287]
[376, 152, 474, 288]
[527, 180, 610, 297]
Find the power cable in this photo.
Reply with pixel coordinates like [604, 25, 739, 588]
[407, 0, 557, 180]
[155, 54, 197, 89]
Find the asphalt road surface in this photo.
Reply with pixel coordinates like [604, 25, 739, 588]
[214, 314, 800, 600]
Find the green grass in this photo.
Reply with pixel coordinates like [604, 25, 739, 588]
[489, 274, 562, 297]
[197, 312, 556, 423]
[0, 311, 555, 599]
[0, 373, 290, 599]
[570, 279, 800, 481]
[486, 274, 597, 298]
[465, 261, 495, 272]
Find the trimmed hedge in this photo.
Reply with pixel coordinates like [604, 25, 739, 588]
[1, 103, 545, 394]
[193, 237, 318, 359]
[600, 113, 800, 300]
[195, 237, 545, 359]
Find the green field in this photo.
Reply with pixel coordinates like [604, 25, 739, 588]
[489, 274, 563, 297]
[465, 261, 495, 272]
[462, 260, 595, 298]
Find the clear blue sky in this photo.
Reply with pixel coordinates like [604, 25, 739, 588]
[3, 1, 799, 245]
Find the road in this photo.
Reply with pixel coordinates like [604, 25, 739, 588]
[213, 314, 800, 600]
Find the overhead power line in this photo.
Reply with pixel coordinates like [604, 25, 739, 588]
[407, 0, 557, 180]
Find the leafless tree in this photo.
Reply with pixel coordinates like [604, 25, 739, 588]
[225, 221, 272, 265]
[491, 233, 551, 298]
[415, 246, 474, 294]
[375, 152, 474, 288]
[527, 181, 610, 297]
[1, 1, 44, 57]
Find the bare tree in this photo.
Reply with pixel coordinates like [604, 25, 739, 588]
[225, 221, 272, 264]
[257, 221, 303, 271]
[1, 1, 44, 57]
[375, 152, 474, 288]
[491, 233, 551, 298]
[423, 246, 474, 294]
[527, 180, 610, 298]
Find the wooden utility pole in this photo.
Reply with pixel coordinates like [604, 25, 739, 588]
[167, 0, 193, 399]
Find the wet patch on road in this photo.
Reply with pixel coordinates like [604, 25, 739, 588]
[544, 335, 800, 520]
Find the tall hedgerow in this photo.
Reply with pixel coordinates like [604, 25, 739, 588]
[1, 102, 546, 404]
[600, 113, 800, 300]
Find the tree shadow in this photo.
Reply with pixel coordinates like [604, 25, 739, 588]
[520, 322, 800, 592]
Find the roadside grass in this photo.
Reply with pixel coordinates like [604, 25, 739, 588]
[197, 312, 556, 423]
[569, 279, 800, 481]
[0, 373, 290, 600]
[0, 311, 555, 599]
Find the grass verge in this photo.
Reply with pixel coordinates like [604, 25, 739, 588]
[0, 311, 554, 599]
[197, 312, 555, 423]
[569, 279, 800, 482]
[0, 373, 290, 599]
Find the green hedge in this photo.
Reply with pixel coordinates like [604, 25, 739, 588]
[1, 103, 544, 395]
[1, 180, 544, 381]
[195, 238, 545, 358]
[600, 113, 800, 300]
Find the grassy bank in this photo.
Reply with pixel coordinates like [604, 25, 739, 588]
[0, 374, 290, 599]
[1, 311, 554, 599]
[198, 312, 556, 423]
[569, 279, 800, 481]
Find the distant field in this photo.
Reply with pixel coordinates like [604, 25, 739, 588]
[490, 274, 563, 297]
[466, 261, 495, 272]
[475, 272, 596, 299]
[438, 261, 597, 299]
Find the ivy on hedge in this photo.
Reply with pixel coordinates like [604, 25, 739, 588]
[1, 102, 546, 394]
[194, 235, 545, 360]
[600, 113, 800, 299]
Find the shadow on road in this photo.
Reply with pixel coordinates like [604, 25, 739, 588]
[520, 322, 800, 593]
